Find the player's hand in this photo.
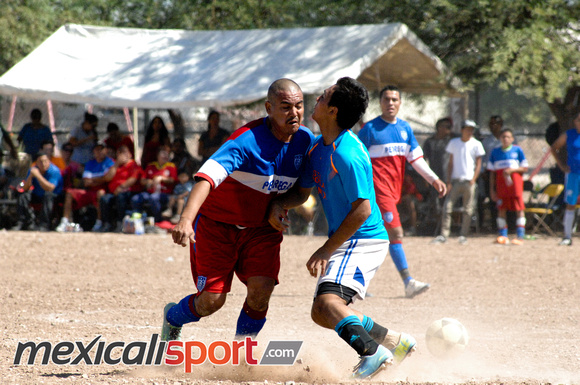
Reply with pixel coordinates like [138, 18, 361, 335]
[267, 201, 289, 232]
[432, 179, 447, 198]
[172, 218, 195, 247]
[306, 247, 331, 278]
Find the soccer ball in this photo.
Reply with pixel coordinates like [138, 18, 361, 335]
[425, 318, 469, 359]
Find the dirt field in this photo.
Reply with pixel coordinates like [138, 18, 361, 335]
[1, 230, 579, 385]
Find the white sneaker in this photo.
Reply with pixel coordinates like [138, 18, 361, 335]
[55, 218, 69, 233]
[559, 238, 572, 246]
[430, 235, 447, 244]
[458, 236, 467, 245]
[405, 279, 430, 298]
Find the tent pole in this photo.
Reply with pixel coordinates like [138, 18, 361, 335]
[46, 100, 59, 154]
[133, 107, 139, 164]
[7, 96, 17, 133]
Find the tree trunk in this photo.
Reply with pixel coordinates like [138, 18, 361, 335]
[547, 85, 580, 134]
[168, 109, 185, 140]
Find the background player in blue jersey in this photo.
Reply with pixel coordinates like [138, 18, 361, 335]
[269, 78, 416, 379]
[161, 79, 315, 342]
[551, 111, 580, 246]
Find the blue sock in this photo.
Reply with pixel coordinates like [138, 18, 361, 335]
[389, 242, 411, 284]
[235, 300, 267, 338]
[166, 294, 201, 327]
[335, 315, 378, 356]
[499, 227, 508, 237]
[516, 226, 525, 239]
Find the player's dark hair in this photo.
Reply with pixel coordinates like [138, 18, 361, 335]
[500, 128, 514, 136]
[31, 109, 42, 121]
[40, 139, 55, 148]
[328, 77, 369, 130]
[436, 117, 452, 129]
[490, 115, 503, 125]
[107, 122, 120, 132]
[33, 151, 49, 162]
[379, 85, 400, 100]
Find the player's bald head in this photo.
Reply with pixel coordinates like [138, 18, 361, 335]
[267, 78, 302, 103]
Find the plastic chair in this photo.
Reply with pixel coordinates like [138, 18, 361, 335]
[525, 184, 564, 236]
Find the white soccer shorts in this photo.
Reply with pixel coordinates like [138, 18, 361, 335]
[316, 238, 389, 302]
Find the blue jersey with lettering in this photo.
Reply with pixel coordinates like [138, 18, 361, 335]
[300, 130, 388, 240]
[566, 128, 580, 174]
[196, 118, 315, 227]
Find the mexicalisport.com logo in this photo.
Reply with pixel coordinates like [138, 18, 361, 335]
[13, 334, 303, 373]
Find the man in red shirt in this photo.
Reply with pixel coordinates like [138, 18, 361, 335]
[131, 145, 177, 223]
[98, 145, 143, 232]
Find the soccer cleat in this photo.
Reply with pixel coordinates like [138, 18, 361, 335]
[430, 235, 447, 244]
[511, 238, 523, 246]
[496, 236, 510, 245]
[405, 279, 430, 298]
[352, 345, 393, 379]
[390, 333, 417, 364]
[458, 236, 467, 245]
[161, 302, 182, 341]
[91, 220, 103, 232]
[559, 238, 572, 246]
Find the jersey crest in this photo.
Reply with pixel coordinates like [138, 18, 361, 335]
[197, 276, 207, 292]
[294, 154, 303, 170]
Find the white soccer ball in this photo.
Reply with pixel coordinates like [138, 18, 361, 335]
[425, 318, 469, 359]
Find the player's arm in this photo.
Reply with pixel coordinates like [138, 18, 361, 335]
[306, 198, 370, 277]
[410, 157, 447, 197]
[489, 171, 497, 202]
[268, 185, 312, 232]
[446, 153, 454, 191]
[550, 133, 569, 172]
[472, 156, 483, 184]
[171, 179, 212, 247]
[30, 167, 56, 192]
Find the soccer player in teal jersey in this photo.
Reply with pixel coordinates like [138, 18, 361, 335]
[269, 78, 416, 379]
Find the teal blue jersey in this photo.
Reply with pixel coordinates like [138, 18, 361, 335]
[300, 130, 388, 240]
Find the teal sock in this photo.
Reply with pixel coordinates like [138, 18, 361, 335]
[335, 315, 378, 356]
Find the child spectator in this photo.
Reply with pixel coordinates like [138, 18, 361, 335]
[132, 145, 176, 223]
[60, 142, 83, 190]
[161, 171, 194, 224]
[12, 151, 63, 231]
[488, 128, 529, 245]
[56, 141, 114, 232]
[17, 109, 53, 157]
[34, 140, 66, 171]
[98, 145, 143, 232]
[170, 137, 200, 177]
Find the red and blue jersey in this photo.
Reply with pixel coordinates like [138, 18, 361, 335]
[487, 145, 528, 198]
[195, 118, 315, 227]
[358, 117, 423, 206]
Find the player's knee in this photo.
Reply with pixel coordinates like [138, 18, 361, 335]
[195, 292, 226, 316]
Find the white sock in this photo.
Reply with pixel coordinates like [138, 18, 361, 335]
[564, 210, 575, 239]
[60, 217, 69, 225]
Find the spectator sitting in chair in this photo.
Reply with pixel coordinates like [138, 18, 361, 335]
[33, 140, 66, 171]
[60, 142, 83, 190]
[56, 141, 115, 232]
[98, 145, 143, 232]
[12, 151, 63, 231]
[132, 145, 177, 223]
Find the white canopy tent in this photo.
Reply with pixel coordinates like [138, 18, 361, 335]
[0, 22, 462, 110]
